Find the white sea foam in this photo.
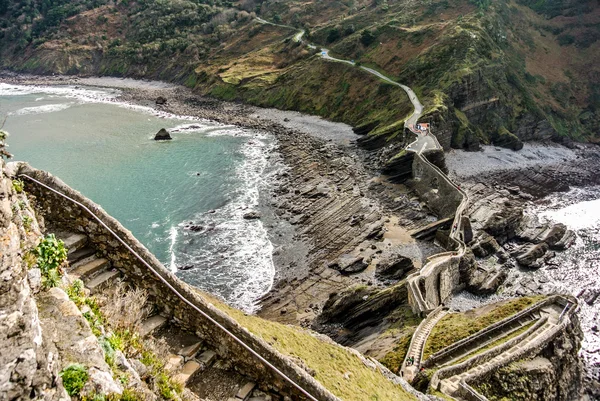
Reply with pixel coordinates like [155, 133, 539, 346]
[0, 82, 119, 102]
[11, 103, 74, 116]
[175, 132, 276, 313]
[168, 225, 178, 273]
[540, 197, 600, 230]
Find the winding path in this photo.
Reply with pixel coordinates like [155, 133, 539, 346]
[256, 14, 472, 394]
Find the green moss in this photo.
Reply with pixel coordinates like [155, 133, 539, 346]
[12, 179, 24, 193]
[210, 84, 237, 101]
[423, 296, 545, 360]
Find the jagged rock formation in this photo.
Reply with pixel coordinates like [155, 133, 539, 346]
[0, 160, 67, 401]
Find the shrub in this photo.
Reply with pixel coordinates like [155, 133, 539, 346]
[558, 34, 575, 46]
[60, 364, 89, 396]
[360, 29, 376, 46]
[12, 179, 24, 193]
[35, 234, 67, 273]
[42, 267, 62, 288]
[66, 279, 86, 304]
[327, 27, 341, 43]
[22, 215, 33, 230]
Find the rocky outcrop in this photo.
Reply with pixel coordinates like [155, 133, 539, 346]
[154, 128, 172, 140]
[0, 161, 66, 401]
[375, 255, 414, 281]
[328, 254, 368, 274]
[314, 284, 409, 345]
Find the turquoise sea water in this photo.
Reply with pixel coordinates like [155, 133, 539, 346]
[0, 83, 275, 312]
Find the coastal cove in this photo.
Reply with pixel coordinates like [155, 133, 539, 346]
[0, 81, 278, 312]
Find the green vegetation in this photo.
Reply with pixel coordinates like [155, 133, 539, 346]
[423, 296, 544, 360]
[2, 0, 599, 150]
[379, 332, 413, 373]
[200, 292, 416, 401]
[35, 233, 67, 270]
[12, 179, 24, 193]
[59, 364, 89, 396]
[451, 321, 535, 366]
[22, 215, 33, 230]
[33, 233, 68, 288]
[65, 281, 184, 401]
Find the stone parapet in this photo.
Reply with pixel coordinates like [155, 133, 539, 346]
[15, 163, 341, 401]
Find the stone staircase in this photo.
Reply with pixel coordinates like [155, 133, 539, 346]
[59, 231, 268, 401]
[436, 304, 564, 399]
[432, 310, 543, 368]
[400, 306, 447, 381]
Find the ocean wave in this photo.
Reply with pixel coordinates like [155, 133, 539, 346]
[0, 82, 119, 103]
[11, 103, 74, 116]
[172, 133, 276, 313]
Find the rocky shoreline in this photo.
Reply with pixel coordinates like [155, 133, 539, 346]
[0, 73, 440, 324]
[4, 72, 600, 397]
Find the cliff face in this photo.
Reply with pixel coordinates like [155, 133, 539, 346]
[0, 160, 66, 401]
[476, 315, 584, 401]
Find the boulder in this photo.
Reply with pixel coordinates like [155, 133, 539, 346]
[243, 211, 261, 220]
[329, 254, 368, 274]
[514, 242, 549, 267]
[375, 255, 414, 280]
[154, 129, 172, 141]
[155, 96, 167, 105]
[82, 368, 123, 397]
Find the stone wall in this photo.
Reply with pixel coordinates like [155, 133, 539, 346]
[463, 301, 583, 401]
[412, 151, 462, 219]
[0, 160, 66, 401]
[425, 296, 563, 371]
[15, 163, 341, 401]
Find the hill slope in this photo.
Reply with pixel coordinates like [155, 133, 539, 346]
[1, 0, 598, 154]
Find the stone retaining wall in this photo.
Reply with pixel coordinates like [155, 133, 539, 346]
[430, 317, 548, 390]
[424, 296, 564, 369]
[412, 151, 462, 219]
[16, 163, 341, 401]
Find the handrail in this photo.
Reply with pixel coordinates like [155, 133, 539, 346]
[19, 173, 320, 401]
[459, 381, 488, 401]
[558, 302, 571, 322]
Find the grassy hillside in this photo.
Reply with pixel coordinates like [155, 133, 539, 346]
[1, 0, 598, 152]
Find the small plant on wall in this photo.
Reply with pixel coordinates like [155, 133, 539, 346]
[34, 234, 68, 288]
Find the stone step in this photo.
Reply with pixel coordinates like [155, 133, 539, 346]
[63, 233, 87, 254]
[70, 258, 109, 281]
[235, 382, 256, 400]
[179, 342, 202, 359]
[173, 360, 201, 385]
[86, 269, 120, 294]
[140, 315, 168, 337]
[165, 354, 184, 372]
[197, 350, 217, 366]
[68, 246, 96, 265]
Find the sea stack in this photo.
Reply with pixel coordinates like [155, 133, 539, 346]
[154, 128, 172, 141]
